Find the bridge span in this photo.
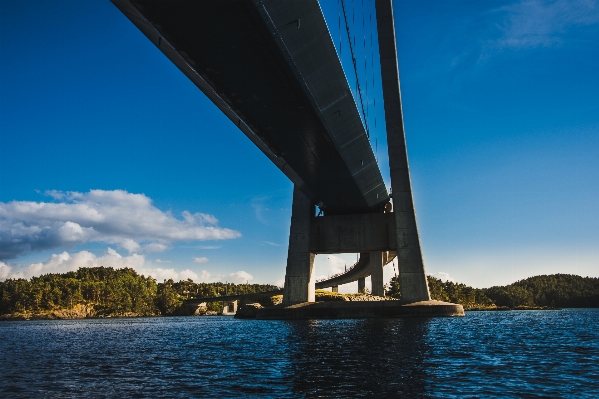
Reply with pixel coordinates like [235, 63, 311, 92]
[112, 0, 431, 304]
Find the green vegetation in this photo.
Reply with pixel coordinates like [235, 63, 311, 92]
[0, 267, 278, 319]
[315, 289, 347, 302]
[2, 267, 597, 319]
[484, 274, 599, 308]
[386, 274, 599, 309]
[0, 267, 158, 318]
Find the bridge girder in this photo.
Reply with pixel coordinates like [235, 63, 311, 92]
[112, 0, 389, 215]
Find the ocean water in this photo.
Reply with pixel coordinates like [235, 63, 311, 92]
[1, 309, 597, 398]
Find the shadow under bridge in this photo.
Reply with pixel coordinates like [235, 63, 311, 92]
[112, 0, 431, 304]
[112, 0, 388, 215]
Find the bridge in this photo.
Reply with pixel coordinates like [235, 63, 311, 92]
[112, 0, 431, 305]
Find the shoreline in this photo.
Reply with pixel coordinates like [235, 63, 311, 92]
[465, 306, 562, 311]
[2, 305, 579, 321]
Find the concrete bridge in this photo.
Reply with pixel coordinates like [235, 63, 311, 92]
[112, 0, 431, 305]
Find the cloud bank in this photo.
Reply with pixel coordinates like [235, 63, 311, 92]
[0, 248, 251, 284]
[0, 189, 241, 260]
[217, 270, 254, 284]
[430, 272, 456, 283]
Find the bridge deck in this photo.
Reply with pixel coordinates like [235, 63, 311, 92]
[112, 0, 388, 214]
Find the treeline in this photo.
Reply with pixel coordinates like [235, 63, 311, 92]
[484, 274, 599, 308]
[2, 267, 597, 317]
[0, 267, 278, 317]
[387, 274, 599, 309]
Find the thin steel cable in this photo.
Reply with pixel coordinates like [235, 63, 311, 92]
[338, 0, 341, 60]
[369, 0, 377, 157]
[340, 0, 369, 137]
[363, 0, 368, 125]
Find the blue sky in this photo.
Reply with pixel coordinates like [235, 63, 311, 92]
[1, 0, 597, 289]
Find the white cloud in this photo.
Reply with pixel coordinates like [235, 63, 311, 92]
[430, 272, 456, 283]
[121, 238, 141, 253]
[313, 254, 348, 281]
[0, 189, 241, 260]
[219, 270, 254, 284]
[44, 190, 67, 200]
[182, 211, 219, 225]
[193, 257, 209, 264]
[0, 261, 17, 280]
[179, 269, 200, 281]
[199, 270, 211, 280]
[0, 248, 145, 280]
[496, 0, 599, 49]
[144, 243, 169, 253]
[134, 266, 201, 282]
[0, 248, 215, 283]
[263, 241, 282, 247]
[155, 259, 171, 263]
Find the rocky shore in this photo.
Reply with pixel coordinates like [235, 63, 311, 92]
[0, 304, 157, 321]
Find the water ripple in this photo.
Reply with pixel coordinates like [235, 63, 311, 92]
[0, 310, 597, 398]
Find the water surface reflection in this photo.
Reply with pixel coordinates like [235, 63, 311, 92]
[1, 310, 598, 398]
[286, 318, 431, 397]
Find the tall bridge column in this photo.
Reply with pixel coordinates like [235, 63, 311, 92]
[376, 0, 431, 301]
[357, 277, 365, 293]
[370, 251, 385, 297]
[283, 185, 316, 304]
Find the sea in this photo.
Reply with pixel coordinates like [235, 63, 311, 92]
[1, 309, 597, 398]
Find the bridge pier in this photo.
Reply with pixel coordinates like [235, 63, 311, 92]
[376, 0, 431, 302]
[222, 300, 238, 315]
[357, 277, 366, 293]
[112, 0, 453, 316]
[370, 251, 385, 297]
[283, 186, 316, 304]
[331, 285, 339, 293]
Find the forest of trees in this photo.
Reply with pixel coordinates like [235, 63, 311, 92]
[1, 267, 598, 319]
[0, 267, 278, 318]
[483, 274, 599, 308]
[387, 274, 599, 309]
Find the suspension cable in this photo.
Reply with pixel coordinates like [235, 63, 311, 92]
[363, 0, 367, 124]
[338, 0, 341, 60]
[340, 0, 369, 137]
[366, 0, 377, 157]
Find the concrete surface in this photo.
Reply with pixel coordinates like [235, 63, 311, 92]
[255, 300, 464, 319]
[376, 0, 431, 301]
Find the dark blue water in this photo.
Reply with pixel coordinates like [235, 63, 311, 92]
[1, 309, 598, 398]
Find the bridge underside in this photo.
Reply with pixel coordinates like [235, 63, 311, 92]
[113, 0, 431, 304]
[113, 0, 388, 215]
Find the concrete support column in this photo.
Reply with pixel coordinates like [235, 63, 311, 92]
[283, 185, 316, 304]
[331, 285, 339, 293]
[370, 251, 384, 297]
[357, 277, 365, 293]
[376, 0, 430, 301]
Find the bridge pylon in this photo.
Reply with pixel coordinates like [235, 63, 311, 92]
[110, 0, 432, 305]
[282, 0, 432, 304]
[376, 0, 431, 301]
[283, 186, 316, 304]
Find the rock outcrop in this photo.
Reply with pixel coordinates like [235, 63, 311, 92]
[234, 303, 264, 319]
